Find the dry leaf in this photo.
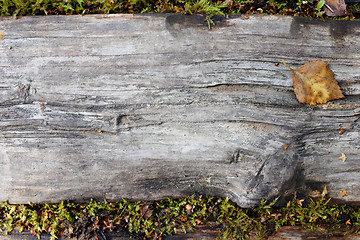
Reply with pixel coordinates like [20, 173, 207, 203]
[140, 204, 153, 218]
[322, 186, 329, 196]
[339, 153, 347, 162]
[282, 59, 344, 106]
[341, 189, 348, 197]
[271, 213, 282, 220]
[339, 128, 345, 135]
[180, 215, 187, 222]
[195, 218, 203, 225]
[185, 204, 193, 215]
[297, 199, 305, 206]
[283, 144, 289, 151]
[308, 190, 322, 198]
[325, 0, 347, 16]
[0, 30, 4, 40]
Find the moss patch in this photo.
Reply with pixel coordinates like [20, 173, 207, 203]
[1, 192, 360, 239]
[0, 0, 359, 26]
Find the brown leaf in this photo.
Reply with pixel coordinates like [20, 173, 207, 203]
[0, 30, 4, 40]
[185, 204, 193, 215]
[297, 199, 305, 206]
[339, 128, 345, 135]
[140, 204, 153, 218]
[195, 218, 203, 225]
[271, 213, 282, 220]
[180, 215, 187, 222]
[308, 190, 322, 198]
[282, 60, 344, 106]
[325, 0, 347, 16]
[341, 189, 348, 197]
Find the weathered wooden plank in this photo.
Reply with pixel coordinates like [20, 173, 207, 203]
[0, 14, 359, 207]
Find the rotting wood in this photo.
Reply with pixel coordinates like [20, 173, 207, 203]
[0, 14, 359, 208]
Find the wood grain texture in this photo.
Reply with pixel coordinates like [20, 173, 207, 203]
[0, 14, 359, 207]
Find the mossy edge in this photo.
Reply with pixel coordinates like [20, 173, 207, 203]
[1, 191, 360, 239]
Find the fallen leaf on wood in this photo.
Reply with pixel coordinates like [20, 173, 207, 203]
[339, 128, 345, 134]
[339, 153, 347, 162]
[325, 0, 347, 16]
[282, 59, 344, 106]
[341, 189, 348, 197]
[0, 30, 4, 40]
[283, 144, 289, 151]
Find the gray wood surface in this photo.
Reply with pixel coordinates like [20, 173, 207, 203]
[0, 14, 359, 207]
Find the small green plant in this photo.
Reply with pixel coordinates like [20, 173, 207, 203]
[182, 0, 228, 28]
[347, 2, 360, 13]
[267, 0, 287, 11]
[315, 0, 325, 16]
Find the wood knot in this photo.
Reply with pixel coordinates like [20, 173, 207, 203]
[116, 115, 131, 126]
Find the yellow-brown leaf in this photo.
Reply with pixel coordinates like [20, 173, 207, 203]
[308, 190, 322, 198]
[325, 0, 347, 16]
[282, 60, 344, 106]
[341, 189, 348, 197]
[0, 30, 5, 40]
[339, 153, 347, 162]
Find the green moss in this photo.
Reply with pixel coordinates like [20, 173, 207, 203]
[0, 0, 359, 24]
[348, 2, 360, 13]
[1, 191, 360, 239]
